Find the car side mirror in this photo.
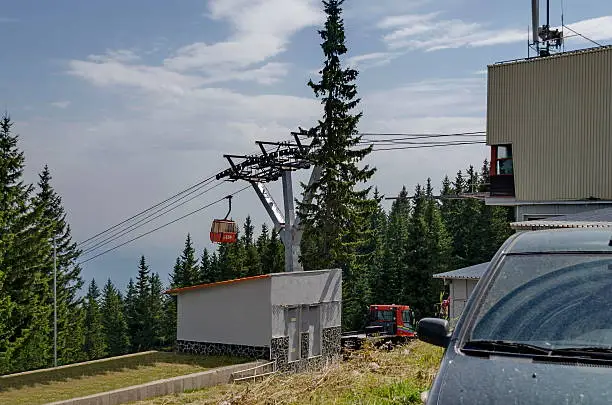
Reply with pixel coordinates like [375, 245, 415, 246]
[417, 318, 451, 348]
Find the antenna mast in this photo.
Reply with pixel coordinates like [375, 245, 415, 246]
[529, 0, 563, 57]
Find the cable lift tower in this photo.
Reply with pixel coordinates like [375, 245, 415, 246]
[529, 0, 564, 57]
[216, 129, 322, 273]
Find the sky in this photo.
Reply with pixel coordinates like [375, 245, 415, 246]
[1, 0, 611, 292]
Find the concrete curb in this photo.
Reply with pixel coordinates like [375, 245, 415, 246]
[1, 351, 159, 379]
[44, 360, 265, 405]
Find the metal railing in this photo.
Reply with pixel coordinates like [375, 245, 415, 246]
[231, 361, 277, 383]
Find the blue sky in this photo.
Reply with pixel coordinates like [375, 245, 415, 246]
[1, 0, 610, 293]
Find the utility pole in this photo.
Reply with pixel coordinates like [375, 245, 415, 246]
[53, 235, 57, 368]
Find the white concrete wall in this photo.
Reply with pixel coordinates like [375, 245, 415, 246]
[449, 279, 479, 326]
[177, 278, 272, 347]
[270, 269, 342, 338]
[270, 269, 342, 305]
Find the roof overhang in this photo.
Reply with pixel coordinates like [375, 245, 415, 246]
[433, 262, 490, 281]
[165, 274, 271, 295]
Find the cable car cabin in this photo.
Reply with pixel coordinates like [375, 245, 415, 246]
[210, 219, 237, 243]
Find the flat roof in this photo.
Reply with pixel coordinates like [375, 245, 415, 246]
[489, 45, 612, 68]
[165, 268, 340, 295]
[165, 274, 270, 295]
[433, 262, 490, 280]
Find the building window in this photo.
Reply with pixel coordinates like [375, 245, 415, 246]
[491, 145, 513, 176]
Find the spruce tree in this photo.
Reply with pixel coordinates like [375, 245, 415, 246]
[262, 229, 284, 274]
[199, 248, 212, 284]
[242, 216, 261, 277]
[365, 189, 390, 305]
[133, 255, 153, 351]
[124, 278, 138, 352]
[83, 279, 107, 360]
[296, 0, 377, 330]
[171, 234, 200, 287]
[33, 165, 84, 366]
[149, 273, 165, 348]
[0, 115, 52, 372]
[382, 187, 411, 305]
[101, 279, 130, 356]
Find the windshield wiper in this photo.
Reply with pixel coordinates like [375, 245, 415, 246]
[549, 347, 612, 360]
[462, 340, 552, 356]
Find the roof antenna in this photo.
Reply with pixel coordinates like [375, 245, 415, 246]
[530, 0, 563, 57]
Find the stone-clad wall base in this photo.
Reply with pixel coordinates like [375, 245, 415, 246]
[271, 326, 342, 373]
[322, 326, 342, 364]
[176, 340, 270, 360]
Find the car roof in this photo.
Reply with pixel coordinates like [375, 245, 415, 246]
[504, 229, 612, 254]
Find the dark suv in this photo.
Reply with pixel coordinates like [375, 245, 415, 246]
[418, 228, 612, 404]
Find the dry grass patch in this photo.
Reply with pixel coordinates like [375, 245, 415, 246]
[0, 352, 248, 405]
[133, 340, 443, 405]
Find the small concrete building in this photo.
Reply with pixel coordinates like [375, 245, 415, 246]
[166, 269, 342, 372]
[433, 262, 490, 326]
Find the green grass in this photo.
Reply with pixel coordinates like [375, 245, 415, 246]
[131, 340, 444, 405]
[0, 351, 249, 405]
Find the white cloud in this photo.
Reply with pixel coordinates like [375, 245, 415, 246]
[88, 49, 141, 64]
[69, 0, 322, 89]
[163, 0, 322, 76]
[563, 16, 612, 44]
[50, 100, 70, 109]
[381, 15, 525, 51]
[370, 11, 612, 53]
[346, 52, 399, 70]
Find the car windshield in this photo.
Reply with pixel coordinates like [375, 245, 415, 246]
[467, 253, 612, 350]
[373, 310, 394, 321]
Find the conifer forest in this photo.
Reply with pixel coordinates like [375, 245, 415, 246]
[0, 0, 514, 375]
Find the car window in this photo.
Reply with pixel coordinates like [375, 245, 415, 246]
[467, 254, 612, 349]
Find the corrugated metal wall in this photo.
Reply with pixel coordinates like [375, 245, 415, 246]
[487, 46, 612, 201]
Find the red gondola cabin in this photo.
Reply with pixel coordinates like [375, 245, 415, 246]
[210, 219, 237, 243]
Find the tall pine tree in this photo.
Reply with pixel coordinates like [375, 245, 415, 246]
[133, 255, 154, 351]
[297, 0, 377, 330]
[33, 165, 85, 365]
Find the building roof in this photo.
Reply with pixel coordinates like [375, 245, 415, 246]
[490, 45, 612, 68]
[511, 207, 612, 230]
[165, 274, 270, 295]
[165, 268, 341, 295]
[433, 262, 490, 280]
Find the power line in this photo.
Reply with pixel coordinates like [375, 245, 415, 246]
[371, 140, 486, 151]
[81, 180, 224, 256]
[359, 131, 486, 137]
[359, 133, 485, 143]
[78, 185, 250, 265]
[359, 138, 485, 146]
[78, 173, 219, 247]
